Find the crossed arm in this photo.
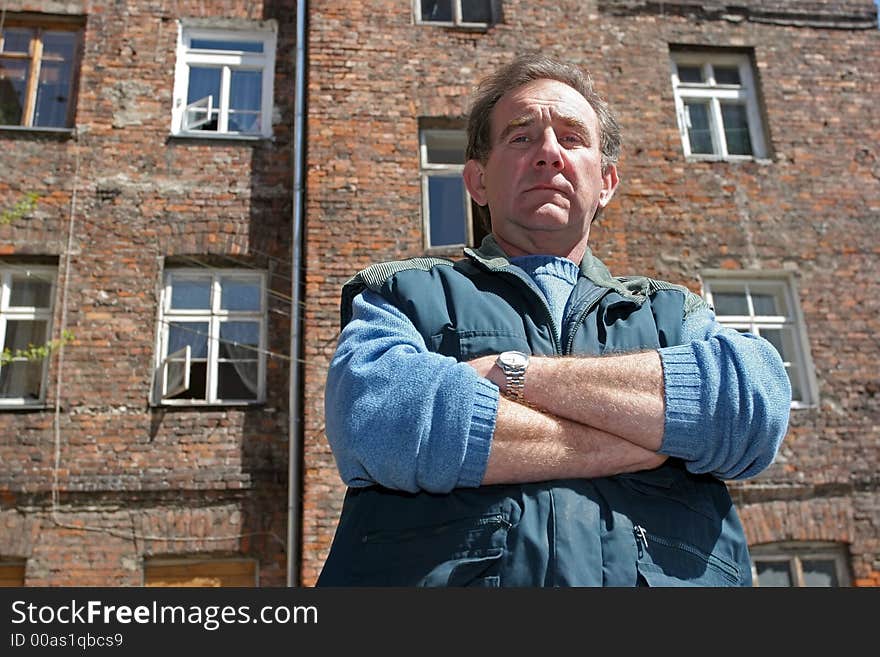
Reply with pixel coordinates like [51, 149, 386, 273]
[469, 352, 668, 485]
[324, 289, 791, 494]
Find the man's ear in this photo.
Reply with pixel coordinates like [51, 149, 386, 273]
[598, 164, 620, 209]
[463, 159, 488, 206]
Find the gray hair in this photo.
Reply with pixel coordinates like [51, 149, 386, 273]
[465, 54, 622, 230]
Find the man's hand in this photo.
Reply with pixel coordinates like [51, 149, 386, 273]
[466, 351, 665, 452]
[466, 353, 668, 483]
[466, 354, 505, 389]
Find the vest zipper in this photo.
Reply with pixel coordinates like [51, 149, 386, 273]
[633, 524, 648, 558]
[564, 286, 609, 354]
[499, 269, 563, 354]
[633, 525, 740, 583]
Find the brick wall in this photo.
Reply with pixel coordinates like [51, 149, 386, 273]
[303, 0, 880, 585]
[0, 0, 297, 586]
[1, 0, 876, 588]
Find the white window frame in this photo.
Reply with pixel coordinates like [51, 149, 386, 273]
[414, 0, 496, 28]
[154, 268, 267, 406]
[670, 51, 767, 160]
[0, 265, 56, 407]
[419, 128, 473, 249]
[171, 23, 276, 138]
[701, 271, 818, 409]
[750, 542, 851, 587]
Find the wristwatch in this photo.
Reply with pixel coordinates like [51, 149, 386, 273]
[495, 350, 530, 402]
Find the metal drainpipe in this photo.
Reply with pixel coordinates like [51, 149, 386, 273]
[287, 0, 307, 587]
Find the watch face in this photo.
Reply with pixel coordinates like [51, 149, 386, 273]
[500, 351, 529, 368]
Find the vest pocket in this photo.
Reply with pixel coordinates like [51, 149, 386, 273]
[430, 328, 530, 361]
[351, 513, 511, 587]
[634, 526, 743, 587]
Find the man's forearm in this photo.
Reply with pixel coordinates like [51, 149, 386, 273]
[470, 351, 666, 453]
[482, 395, 666, 485]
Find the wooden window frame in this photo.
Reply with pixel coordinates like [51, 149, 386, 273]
[143, 557, 258, 587]
[0, 16, 82, 130]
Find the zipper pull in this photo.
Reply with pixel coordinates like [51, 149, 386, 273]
[633, 525, 648, 558]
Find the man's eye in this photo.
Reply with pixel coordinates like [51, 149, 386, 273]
[510, 134, 530, 143]
[560, 134, 585, 145]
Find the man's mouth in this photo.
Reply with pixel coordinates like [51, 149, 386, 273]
[525, 184, 569, 196]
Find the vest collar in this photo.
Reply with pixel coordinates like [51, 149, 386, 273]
[464, 234, 645, 301]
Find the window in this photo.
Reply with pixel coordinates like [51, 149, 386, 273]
[0, 560, 26, 586]
[155, 269, 267, 405]
[171, 23, 276, 137]
[702, 272, 817, 408]
[0, 265, 56, 406]
[0, 18, 82, 129]
[415, 1, 497, 27]
[420, 128, 482, 249]
[670, 50, 767, 159]
[751, 543, 850, 587]
[144, 558, 257, 587]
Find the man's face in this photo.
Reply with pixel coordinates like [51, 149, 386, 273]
[464, 78, 618, 259]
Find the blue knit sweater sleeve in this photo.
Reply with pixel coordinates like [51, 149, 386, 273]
[324, 289, 498, 493]
[658, 304, 792, 480]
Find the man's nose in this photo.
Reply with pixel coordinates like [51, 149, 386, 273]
[534, 129, 564, 170]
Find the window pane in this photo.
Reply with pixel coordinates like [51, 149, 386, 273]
[217, 322, 259, 399]
[425, 131, 466, 165]
[0, 58, 29, 125]
[712, 291, 749, 316]
[755, 560, 792, 587]
[230, 70, 261, 111]
[190, 39, 263, 53]
[802, 560, 839, 587]
[10, 274, 52, 307]
[33, 60, 72, 127]
[170, 278, 211, 310]
[41, 32, 76, 59]
[168, 361, 206, 400]
[217, 362, 258, 399]
[0, 360, 42, 399]
[677, 65, 703, 83]
[721, 103, 753, 156]
[461, 0, 493, 23]
[786, 363, 803, 403]
[220, 278, 261, 311]
[685, 101, 714, 154]
[428, 176, 467, 246]
[761, 327, 798, 367]
[1, 28, 33, 53]
[228, 69, 262, 134]
[421, 0, 453, 22]
[228, 112, 260, 133]
[186, 66, 221, 131]
[4, 320, 48, 352]
[218, 321, 259, 357]
[168, 322, 209, 358]
[751, 292, 779, 316]
[714, 66, 741, 85]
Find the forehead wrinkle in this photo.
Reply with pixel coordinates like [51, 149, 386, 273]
[494, 105, 595, 146]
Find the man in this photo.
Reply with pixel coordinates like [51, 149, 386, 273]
[317, 55, 791, 586]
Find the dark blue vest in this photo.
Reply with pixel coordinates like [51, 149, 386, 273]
[318, 239, 752, 587]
